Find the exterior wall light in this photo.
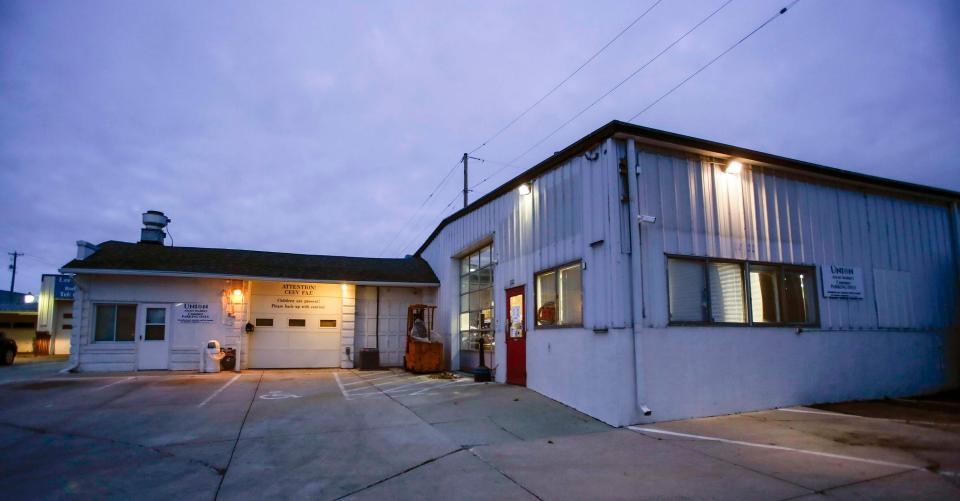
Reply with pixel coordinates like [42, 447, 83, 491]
[232, 288, 243, 298]
[724, 160, 744, 174]
[518, 183, 531, 195]
[24, 292, 35, 304]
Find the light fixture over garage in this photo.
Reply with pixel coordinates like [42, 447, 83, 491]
[518, 182, 531, 195]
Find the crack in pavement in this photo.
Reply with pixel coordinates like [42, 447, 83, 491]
[333, 447, 466, 500]
[214, 370, 264, 500]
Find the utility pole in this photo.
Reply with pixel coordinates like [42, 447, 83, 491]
[8, 251, 23, 294]
[462, 153, 469, 208]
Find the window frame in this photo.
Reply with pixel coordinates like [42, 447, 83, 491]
[92, 302, 138, 343]
[534, 259, 584, 329]
[458, 243, 495, 353]
[665, 254, 819, 328]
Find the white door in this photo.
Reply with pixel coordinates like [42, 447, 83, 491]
[248, 282, 343, 368]
[137, 304, 170, 370]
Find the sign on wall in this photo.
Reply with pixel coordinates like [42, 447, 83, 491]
[259, 283, 336, 313]
[54, 275, 75, 300]
[821, 265, 864, 299]
[175, 303, 215, 323]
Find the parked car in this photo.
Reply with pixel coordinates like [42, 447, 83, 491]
[0, 332, 17, 366]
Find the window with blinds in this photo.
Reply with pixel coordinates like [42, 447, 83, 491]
[667, 256, 815, 326]
[668, 258, 744, 323]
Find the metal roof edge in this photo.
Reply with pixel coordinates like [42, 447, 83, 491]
[414, 120, 960, 256]
[59, 267, 440, 287]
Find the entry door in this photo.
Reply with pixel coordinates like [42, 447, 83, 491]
[505, 286, 526, 386]
[137, 304, 170, 370]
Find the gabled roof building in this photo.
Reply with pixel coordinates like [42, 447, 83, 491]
[62, 121, 960, 425]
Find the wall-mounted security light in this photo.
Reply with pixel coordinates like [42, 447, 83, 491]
[724, 160, 744, 174]
[232, 288, 243, 298]
[518, 183, 532, 196]
[24, 292, 35, 304]
[638, 215, 657, 224]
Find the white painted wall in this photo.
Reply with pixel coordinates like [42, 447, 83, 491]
[354, 286, 435, 367]
[72, 275, 245, 372]
[420, 134, 959, 427]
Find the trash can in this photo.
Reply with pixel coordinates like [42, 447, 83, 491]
[202, 340, 225, 373]
[220, 347, 237, 371]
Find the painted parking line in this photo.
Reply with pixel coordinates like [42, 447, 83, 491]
[92, 376, 135, 391]
[778, 407, 958, 428]
[197, 374, 241, 407]
[628, 426, 959, 477]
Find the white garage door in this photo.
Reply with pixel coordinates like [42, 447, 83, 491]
[248, 282, 342, 368]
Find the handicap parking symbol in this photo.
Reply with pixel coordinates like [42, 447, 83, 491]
[259, 390, 302, 400]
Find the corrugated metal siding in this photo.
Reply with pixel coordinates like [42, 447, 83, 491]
[420, 138, 634, 364]
[635, 147, 958, 330]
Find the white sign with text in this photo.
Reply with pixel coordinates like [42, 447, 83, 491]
[175, 303, 215, 323]
[821, 265, 864, 299]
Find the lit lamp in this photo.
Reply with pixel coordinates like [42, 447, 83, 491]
[24, 292, 35, 304]
[232, 288, 243, 298]
[723, 160, 744, 174]
[518, 182, 531, 195]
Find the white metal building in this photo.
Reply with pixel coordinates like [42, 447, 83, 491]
[60, 121, 959, 427]
[60, 240, 438, 372]
[416, 121, 960, 426]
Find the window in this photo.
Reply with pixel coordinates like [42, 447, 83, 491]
[144, 308, 166, 341]
[288, 319, 306, 327]
[62, 324, 73, 330]
[667, 256, 817, 326]
[319, 319, 337, 328]
[750, 265, 816, 324]
[63, 313, 73, 319]
[255, 318, 274, 327]
[94, 304, 136, 342]
[13, 322, 35, 329]
[535, 261, 583, 327]
[459, 243, 494, 353]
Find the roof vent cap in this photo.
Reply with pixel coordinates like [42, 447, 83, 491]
[140, 210, 171, 245]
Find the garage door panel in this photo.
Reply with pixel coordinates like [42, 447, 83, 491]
[248, 281, 343, 368]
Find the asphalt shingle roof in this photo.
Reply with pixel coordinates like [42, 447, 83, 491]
[61, 241, 439, 285]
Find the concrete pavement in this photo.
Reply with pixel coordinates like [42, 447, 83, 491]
[0, 367, 957, 500]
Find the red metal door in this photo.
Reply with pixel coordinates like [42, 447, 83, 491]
[505, 286, 526, 386]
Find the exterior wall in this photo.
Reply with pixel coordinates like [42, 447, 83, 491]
[630, 141, 960, 422]
[421, 138, 640, 426]
[37, 275, 74, 355]
[420, 134, 958, 427]
[72, 275, 245, 372]
[354, 286, 436, 367]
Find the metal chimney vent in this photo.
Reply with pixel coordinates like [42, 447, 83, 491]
[140, 210, 171, 245]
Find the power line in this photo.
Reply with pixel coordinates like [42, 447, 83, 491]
[469, 0, 737, 192]
[629, 0, 802, 122]
[397, 190, 463, 256]
[378, 157, 464, 257]
[467, 0, 664, 155]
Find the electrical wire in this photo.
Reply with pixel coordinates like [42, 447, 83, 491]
[467, 0, 664, 155]
[628, 0, 802, 122]
[378, 157, 463, 257]
[469, 0, 736, 191]
[397, 190, 463, 256]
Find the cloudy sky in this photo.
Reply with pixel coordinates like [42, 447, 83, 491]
[1, 0, 957, 293]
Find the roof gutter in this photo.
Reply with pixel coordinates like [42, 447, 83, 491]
[59, 267, 440, 288]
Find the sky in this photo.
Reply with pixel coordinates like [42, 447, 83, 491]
[1, 0, 958, 294]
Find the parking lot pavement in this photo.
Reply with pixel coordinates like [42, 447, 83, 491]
[1, 367, 958, 500]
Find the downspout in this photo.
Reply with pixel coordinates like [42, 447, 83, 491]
[625, 139, 651, 417]
[375, 286, 381, 352]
